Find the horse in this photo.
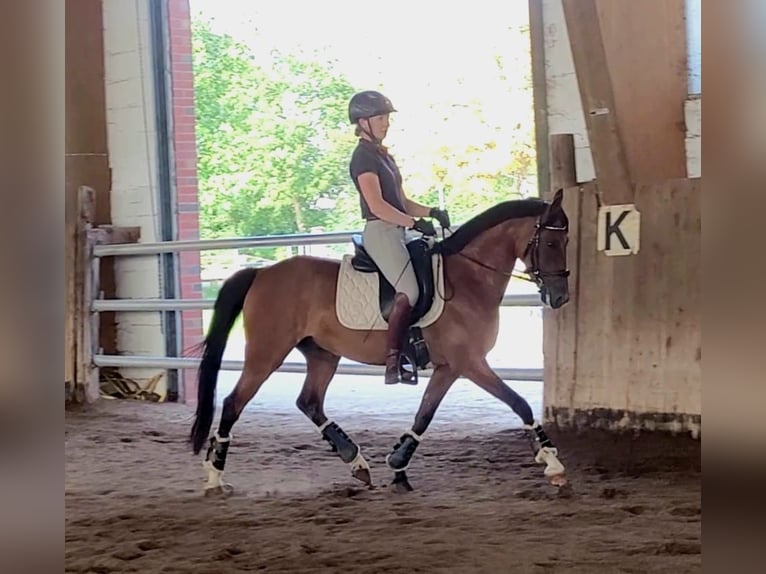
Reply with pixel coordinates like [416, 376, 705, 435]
[189, 189, 571, 495]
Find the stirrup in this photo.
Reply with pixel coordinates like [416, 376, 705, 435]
[384, 351, 407, 385]
[385, 355, 400, 385]
[399, 353, 417, 384]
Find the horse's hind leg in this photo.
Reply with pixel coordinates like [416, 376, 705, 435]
[465, 359, 567, 487]
[294, 338, 372, 486]
[204, 340, 292, 497]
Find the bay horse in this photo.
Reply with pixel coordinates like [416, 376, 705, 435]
[190, 189, 570, 495]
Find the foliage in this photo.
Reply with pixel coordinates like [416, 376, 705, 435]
[192, 19, 360, 258]
[191, 17, 536, 262]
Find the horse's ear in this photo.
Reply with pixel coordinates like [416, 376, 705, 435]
[550, 188, 564, 210]
[543, 188, 564, 218]
[543, 188, 567, 227]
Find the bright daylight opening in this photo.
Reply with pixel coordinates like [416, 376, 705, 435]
[189, 0, 543, 427]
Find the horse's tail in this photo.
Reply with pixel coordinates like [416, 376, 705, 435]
[190, 267, 258, 454]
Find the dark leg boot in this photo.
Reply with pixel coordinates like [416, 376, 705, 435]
[384, 293, 413, 385]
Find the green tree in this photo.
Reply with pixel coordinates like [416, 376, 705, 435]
[192, 20, 360, 259]
[192, 16, 537, 259]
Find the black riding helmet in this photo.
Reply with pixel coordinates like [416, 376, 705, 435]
[348, 90, 397, 124]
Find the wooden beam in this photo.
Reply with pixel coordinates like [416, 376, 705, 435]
[89, 225, 142, 245]
[529, 0, 550, 197]
[561, 0, 634, 204]
[75, 186, 100, 403]
[85, 231, 102, 403]
[543, 135, 582, 422]
[65, 185, 77, 395]
[595, 0, 687, 181]
[66, 0, 117, 358]
[549, 134, 577, 195]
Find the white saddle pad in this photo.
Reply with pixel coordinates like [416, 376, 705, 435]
[335, 253, 446, 331]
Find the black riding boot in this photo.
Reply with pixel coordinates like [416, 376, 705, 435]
[385, 293, 413, 384]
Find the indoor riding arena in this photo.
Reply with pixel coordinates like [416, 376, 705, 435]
[65, 1, 701, 572]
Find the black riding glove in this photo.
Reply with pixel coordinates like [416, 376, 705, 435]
[411, 217, 437, 236]
[429, 207, 451, 229]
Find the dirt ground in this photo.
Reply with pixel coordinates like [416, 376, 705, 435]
[65, 398, 700, 574]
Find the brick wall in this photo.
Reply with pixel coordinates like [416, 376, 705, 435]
[168, 0, 203, 404]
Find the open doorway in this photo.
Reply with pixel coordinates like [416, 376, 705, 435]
[188, 0, 543, 427]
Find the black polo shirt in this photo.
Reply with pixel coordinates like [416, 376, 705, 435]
[348, 139, 407, 220]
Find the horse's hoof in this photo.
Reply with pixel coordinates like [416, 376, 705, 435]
[391, 471, 414, 493]
[556, 481, 574, 499]
[349, 452, 373, 487]
[549, 473, 568, 488]
[352, 467, 373, 486]
[393, 479, 414, 493]
[204, 483, 234, 498]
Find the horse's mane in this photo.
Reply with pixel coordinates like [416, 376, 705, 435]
[436, 198, 549, 256]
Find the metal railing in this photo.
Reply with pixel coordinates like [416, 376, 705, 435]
[91, 292, 543, 312]
[93, 230, 359, 257]
[92, 355, 544, 381]
[91, 229, 544, 381]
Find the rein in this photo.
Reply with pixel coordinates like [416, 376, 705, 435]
[456, 252, 534, 283]
[446, 216, 570, 284]
[430, 212, 570, 301]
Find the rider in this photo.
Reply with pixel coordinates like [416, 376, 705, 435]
[347, 89, 451, 385]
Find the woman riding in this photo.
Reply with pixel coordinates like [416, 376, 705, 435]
[347, 90, 450, 385]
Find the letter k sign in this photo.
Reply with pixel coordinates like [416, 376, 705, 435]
[597, 204, 640, 256]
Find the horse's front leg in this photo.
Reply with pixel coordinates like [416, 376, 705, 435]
[465, 359, 567, 487]
[386, 364, 459, 493]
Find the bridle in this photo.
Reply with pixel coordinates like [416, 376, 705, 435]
[430, 212, 571, 305]
[452, 215, 570, 288]
[522, 218, 571, 289]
